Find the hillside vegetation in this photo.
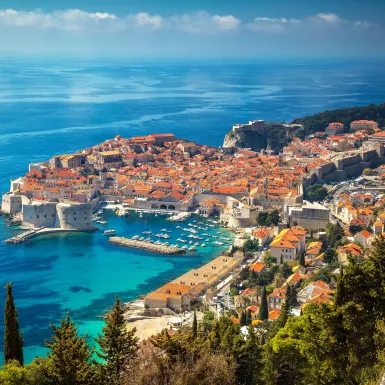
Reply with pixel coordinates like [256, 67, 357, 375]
[3, 237, 385, 384]
[292, 102, 385, 135]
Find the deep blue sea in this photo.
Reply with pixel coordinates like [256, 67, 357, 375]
[0, 58, 384, 363]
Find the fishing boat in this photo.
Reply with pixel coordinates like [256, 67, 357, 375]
[104, 230, 116, 236]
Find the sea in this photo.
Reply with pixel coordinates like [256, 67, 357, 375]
[0, 58, 384, 363]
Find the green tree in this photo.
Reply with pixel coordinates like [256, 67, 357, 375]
[3, 283, 23, 366]
[192, 311, 198, 339]
[349, 223, 364, 235]
[257, 212, 268, 226]
[298, 251, 306, 267]
[0, 360, 26, 385]
[279, 262, 292, 279]
[240, 311, 247, 326]
[245, 309, 252, 326]
[305, 185, 328, 203]
[267, 209, 280, 226]
[323, 247, 336, 264]
[44, 314, 95, 385]
[96, 297, 138, 385]
[258, 286, 268, 321]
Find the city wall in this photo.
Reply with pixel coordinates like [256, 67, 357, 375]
[305, 145, 385, 185]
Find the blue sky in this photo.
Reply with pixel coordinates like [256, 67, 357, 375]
[0, 0, 384, 58]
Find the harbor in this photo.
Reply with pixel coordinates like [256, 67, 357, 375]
[109, 236, 186, 255]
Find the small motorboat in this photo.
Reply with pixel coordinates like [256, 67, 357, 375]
[104, 230, 116, 236]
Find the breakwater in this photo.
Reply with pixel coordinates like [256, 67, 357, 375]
[109, 236, 186, 255]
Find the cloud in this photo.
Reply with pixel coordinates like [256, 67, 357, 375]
[316, 13, 340, 24]
[0, 9, 240, 34]
[168, 11, 240, 33]
[212, 15, 241, 30]
[134, 12, 162, 29]
[247, 12, 374, 34]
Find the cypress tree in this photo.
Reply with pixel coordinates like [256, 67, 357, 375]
[4, 282, 23, 365]
[240, 310, 247, 326]
[258, 286, 268, 321]
[246, 309, 252, 326]
[96, 297, 138, 385]
[44, 314, 95, 385]
[192, 310, 198, 338]
[299, 251, 305, 267]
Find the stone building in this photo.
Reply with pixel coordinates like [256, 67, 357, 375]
[284, 200, 330, 230]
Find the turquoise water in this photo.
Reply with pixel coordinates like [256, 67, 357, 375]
[0, 58, 385, 363]
[0, 210, 231, 362]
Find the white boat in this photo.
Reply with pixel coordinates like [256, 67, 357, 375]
[189, 246, 196, 251]
[201, 243, 206, 247]
[104, 230, 116, 236]
[132, 235, 139, 240]
[182, 245, 188, 249]
[97, 220, 107, 225]
[189, 241, 193, 244]
[194, 242, 200, 246]
[206, 239, 210, 242]
[142, 231, 152, 235]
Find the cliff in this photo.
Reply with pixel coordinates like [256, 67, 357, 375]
[222, 130, 267, 151]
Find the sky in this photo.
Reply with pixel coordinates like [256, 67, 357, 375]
[0, 0, 384, 59]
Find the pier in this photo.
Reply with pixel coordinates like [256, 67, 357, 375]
[109, 236, 186, 255]
[166, 212, 191, 222]
[5, 228, 43, 244]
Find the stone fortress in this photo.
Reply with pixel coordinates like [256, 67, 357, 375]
[232, 120, 265, 134]
[2, 188, 95, 232]
[304, 143, 385, 186]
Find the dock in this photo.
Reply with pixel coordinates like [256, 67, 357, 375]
[108, 236, 186, 255]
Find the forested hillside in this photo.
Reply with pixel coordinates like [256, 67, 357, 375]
[292, 102, 385, 135]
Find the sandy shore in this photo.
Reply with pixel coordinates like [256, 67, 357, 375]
[127, 317, 169, 341]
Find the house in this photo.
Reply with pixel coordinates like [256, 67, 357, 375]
[373, 221, 384, 235]
[268, 309, 281, 322]
[144, 283, 192, 310]
[249, 262, 267, 275]
[325, 122, 344, 136]
[269, 227, 307, 262]
[337, 243, 364, 264]
[306, 241, 323, 258]
[350, 120, 378, 131]
[353, 230, 373, 248]
[297, 281, 331, 304]
[251, 228, 270, 246]
[284, 271, 308, 287]
[267, 287, 287, 310]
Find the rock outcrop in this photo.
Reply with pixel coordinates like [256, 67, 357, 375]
[222, 130, 267, 152]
